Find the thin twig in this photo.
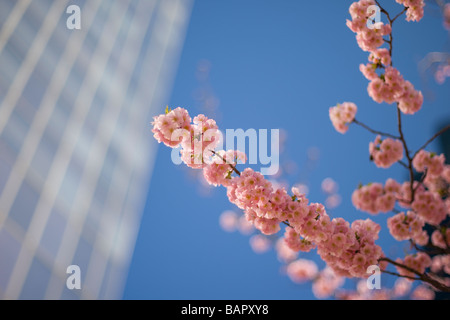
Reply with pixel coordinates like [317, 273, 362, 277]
[396, 106, 416, 203]
[392, 7, 408, 23]
[379, 257, 450, 292]
[353, 118, 399, 139]
[381, 269, 420, 281]
[210, 150, 241, 176]
[413, 125, 450, 159]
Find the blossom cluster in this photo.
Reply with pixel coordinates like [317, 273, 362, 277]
[387, 211, 428, 245]
[369, 135, 403, 168]
[346, 0, 392, 52]
[152, 107, 384, 279]
[395, 252, 432, 279]
[366, 66, 423, 115]
[152, 107, 220, 169]
[329, 102, 358, 134]
[395, 0, 425, 22]
[413, 150, 446, 177]
[352, 179, 400, 214]
[344, 0, 425, 115]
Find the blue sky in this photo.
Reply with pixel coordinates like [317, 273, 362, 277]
[124, 0, 450, 299]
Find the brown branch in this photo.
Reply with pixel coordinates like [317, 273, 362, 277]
[210, 150, 241, 176]
[379, 257, 450, 292]
[396, 106, 416, 203]
[391, 7, 408, 23]
[381, 269, 420, 281]
[353, 118, 400, 139]
[413, 125, 450, 159]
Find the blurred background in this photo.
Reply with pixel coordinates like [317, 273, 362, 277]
[0, 0, 449, 300]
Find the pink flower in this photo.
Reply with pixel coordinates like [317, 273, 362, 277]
[369, 48, 391, 66]
[219, 210, 239, 232]
[369, 135, 403, 168]
[312, 267, 345, 299]
[395, 252, 432, 280]
[444, 3, 450, 30]
[179, 114, 220, 169]
[411, 285, 435, 300]
[249, 234, 271, 254]
[411, 190, 447, 225]
[329, 102, 357, 134]
[431, 230, 448, 249]
[395, 0, 425, 22]
[352, 180, 398, 215]
[347, 0, 392, 52]
[203, 150, 247, 187]
[413, 150, 445, 177]
[397, 81, 423, 114]
[151, 107, 191, 147]
[253, 217, 281, 235]
[392, 278, 412, 297]
[286, 259, 319, 284]
[387, 211, 428, 245]
[275, 238, 298, 263]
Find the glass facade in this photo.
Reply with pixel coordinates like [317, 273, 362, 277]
[0, 0, 192, 299]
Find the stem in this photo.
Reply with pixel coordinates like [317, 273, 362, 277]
[379, 257, 450, 292]
[210, 150, 241, 176]
[397, 160, 409, 169]
[392, 7, 408, 23]
[413, 125, 450, 159]
[381, 269, 420, 281]
[353, 118, 399, 139]
[396, 106, 416, 203]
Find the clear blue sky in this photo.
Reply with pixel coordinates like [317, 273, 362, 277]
[124, 0, 450, 299]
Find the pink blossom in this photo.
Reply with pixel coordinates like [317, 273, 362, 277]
[369, 135, 403, 168]
[413, 150, 445, 177]
[431, 230, 449, 249]
[411, 285, 435, 300]
[352, 180, 398, 215]
[442, 165, 450, 183]
[369, 48, 391, 66]
[347, 0, 392, 52]
[395, 0, 425, 22]
[395, 252, 432, 280]
[397, 80, 423, 114]
[329, 102, 358, 134]
[312, 267, 345, 299]
[445, 3, 450, 30]
[275, 238, 298, 263]
[219, 210, 239, 232]
[203, 150, 246, 187]
[249, 234, 271, 254]
[286, 259, 319, 284]
[392, 278, 412, 297]
[151, 107, 191, 147]
[179, 114, 220, 169]
[411, 190, 447, 225]
[387, 211, 428, 245]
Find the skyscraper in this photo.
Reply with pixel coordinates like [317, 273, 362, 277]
[0, 0, 192, 299]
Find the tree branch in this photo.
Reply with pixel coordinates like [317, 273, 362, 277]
[353, 118, 399, 139]
[413, 125, 450, 159]
[379, 257, 450, 292]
